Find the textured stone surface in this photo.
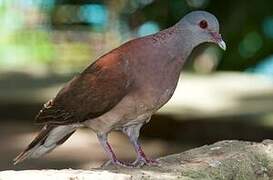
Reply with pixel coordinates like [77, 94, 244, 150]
[1, 140, 273, 180]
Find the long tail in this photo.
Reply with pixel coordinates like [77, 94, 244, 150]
[13, 124, 77, 165]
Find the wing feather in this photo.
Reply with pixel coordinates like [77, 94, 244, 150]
[36, 52, 132, 125]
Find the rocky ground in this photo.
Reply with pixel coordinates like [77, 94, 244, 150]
[1, 140, 273, 180]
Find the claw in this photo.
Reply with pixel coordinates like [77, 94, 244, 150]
[101, 159, 134, 168]
[131, 157, 159, 167]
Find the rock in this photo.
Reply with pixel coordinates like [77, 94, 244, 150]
[1, 140, 273, 180]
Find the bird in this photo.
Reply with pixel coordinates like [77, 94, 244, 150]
[14, 11, 226, 167]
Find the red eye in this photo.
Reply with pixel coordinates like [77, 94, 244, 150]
[199, 20, 208, 29]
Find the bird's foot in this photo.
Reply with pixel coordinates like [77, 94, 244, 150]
[101, 159, 134, 168]
[131, 157, 159, 167]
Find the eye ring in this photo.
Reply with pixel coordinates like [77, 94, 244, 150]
[199, 20, 208, 29]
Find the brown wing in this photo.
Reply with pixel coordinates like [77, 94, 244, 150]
[35, 52, 133, 125]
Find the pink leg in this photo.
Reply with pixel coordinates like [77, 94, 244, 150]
[132, 140, 159, 166]
[97, 134, 132, 167]
[122, 124, 159, 167]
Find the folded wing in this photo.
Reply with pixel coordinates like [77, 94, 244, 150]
[36, 53, 133, 125]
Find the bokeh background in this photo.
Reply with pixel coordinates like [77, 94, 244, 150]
[1, 0, 273, 170]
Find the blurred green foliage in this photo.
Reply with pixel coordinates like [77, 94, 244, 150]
[0, 0, 272, 74]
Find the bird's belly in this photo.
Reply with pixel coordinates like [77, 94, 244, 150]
[83, 94, 153, 134]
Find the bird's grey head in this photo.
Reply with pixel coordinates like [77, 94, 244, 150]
[176, 11, 226, 51]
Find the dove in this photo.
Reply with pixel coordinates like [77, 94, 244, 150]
[14, 11, 226, 167]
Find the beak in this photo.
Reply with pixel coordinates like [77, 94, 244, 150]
[210, 31, 226, 51]
[218, 39, 226, 51]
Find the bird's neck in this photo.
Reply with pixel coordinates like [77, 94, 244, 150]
[155, 26, 198, 67]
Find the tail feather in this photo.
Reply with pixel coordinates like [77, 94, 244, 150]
[14, 125, 76, 165]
